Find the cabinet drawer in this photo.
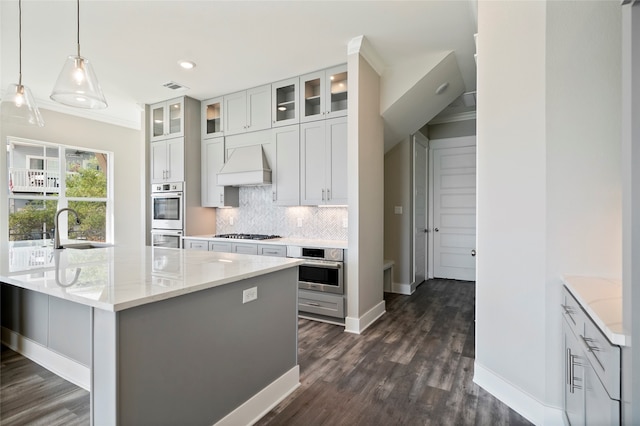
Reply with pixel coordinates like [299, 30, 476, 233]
[299, 290, 344, 318]
[209, 241, 232, 253]
[561, 286, 584, 336]
[582, 313, 621, 400]
[232, 243, 258, 255]
[258, 245, 286, 257]
[184, 240, 208, 251]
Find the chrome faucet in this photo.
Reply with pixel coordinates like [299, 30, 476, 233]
[54, 208, 81, 249]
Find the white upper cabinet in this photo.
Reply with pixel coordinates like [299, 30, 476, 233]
[224, 85, 271, 136]
[272, 125, 300, 206]
[201, 97, 224, 139]
[300, 65, 348, 123]
[272, 77, 299, 128]
[300, 116, 348, 205]
[201, 137, 239, 208]
[150, 98, 185, 142]
[150, 137, 184, 183]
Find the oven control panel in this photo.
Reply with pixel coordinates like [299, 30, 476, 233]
[151, 182, 183, 193]
[287, 246, 343, 261]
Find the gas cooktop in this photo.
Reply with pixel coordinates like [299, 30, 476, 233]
[214, 233, 281, 240]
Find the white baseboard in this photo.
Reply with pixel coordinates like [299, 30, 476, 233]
[391, 281, 415, 295]
[344, 300, 386, 334]
[1, 327, 90, 390]
[473, 361, 564, 426]
[215, 365, 300, 426]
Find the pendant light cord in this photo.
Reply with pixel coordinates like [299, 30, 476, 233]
[76, 0, 81, 57]
[18, 0, 22, 86]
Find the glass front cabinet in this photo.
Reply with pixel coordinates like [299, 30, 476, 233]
[201, 97, 224, 139]
[300, 65, 348, 123]
[272, 77, 299, 127]
[150, 97, 184, 142]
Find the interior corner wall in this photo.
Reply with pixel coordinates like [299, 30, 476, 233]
[1, 109, 146, 247]
[545, 0, 622, 412]
[347, 53, 385, 331]
[384, 138, 412, 287]
[475, 1, 548, 423]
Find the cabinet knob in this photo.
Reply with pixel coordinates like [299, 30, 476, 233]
[471, 249, 476, 257]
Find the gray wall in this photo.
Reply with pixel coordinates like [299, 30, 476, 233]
[427, 119, 476, 140]
[1, 108, 146, 247]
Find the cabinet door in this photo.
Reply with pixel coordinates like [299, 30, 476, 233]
[326, 117, 348, 205]
[150, 102, 167, 142]
[166, 98, 185, 138]
[224, 90, 248, 136]
[247, 84, 272, 132]
[166, 137, 184, 182]
[184, 240, 209, 251]
[563, 319, 585, 426]
[150, 140, 168, 183]
[232, 243, 258, 255]
[300, 70, 326, 123]
[273, 125, 300, 206]
[272, 77, 299, 127]
[201, 138, 239, 208]
[202, 97, 224, 139]
[209, 241, 232, 252]
[584, 360, 620, 426]
[300, 121, 327, 205]
[325, 65, 348, 119]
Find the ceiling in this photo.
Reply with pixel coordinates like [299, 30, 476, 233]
[0, 0, 477, 129]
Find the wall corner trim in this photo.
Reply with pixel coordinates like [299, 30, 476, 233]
[344, 300, 386, 334]
[347, 35, 386, 76]
[473, 361, 563, 426]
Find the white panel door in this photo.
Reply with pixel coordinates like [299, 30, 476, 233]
[327, 117, 348, 205]
[433, 146, 476, 280]
[414, 139, 427, 285]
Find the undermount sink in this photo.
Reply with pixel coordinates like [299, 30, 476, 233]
[61, 243, 113, 250]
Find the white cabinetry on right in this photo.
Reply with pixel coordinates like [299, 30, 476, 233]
[201, 137, 239, 208]
[300, 117, 348, 206]
[300, 65, 348, 123]
[150, 137, 184, 183]
[272, 125, 300, 206]
[224, 85, 271, 136]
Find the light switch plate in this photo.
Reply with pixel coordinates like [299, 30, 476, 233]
[242, 287, 257, 304]
[394, 206, 403, 214]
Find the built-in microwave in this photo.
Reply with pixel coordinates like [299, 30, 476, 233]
[151, 182, 184, 231]
[288, 246, 344, 295]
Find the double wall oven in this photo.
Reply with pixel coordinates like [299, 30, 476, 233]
[151, 182, 184, 248]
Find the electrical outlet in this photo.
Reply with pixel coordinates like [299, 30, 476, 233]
[242, 287, 257, 304]
[229, 216, 234, 226]
[394, 206, 403, 214]
[297, 218, 303, 227]
[343, 218, 348, 228]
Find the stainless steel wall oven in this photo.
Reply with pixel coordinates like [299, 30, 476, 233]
[151, 182, 184, 231]
[288, 246, 344, 294]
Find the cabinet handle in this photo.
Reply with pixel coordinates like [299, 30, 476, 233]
[566, 348, 571, 386]
[273, 192, 276, 202]
[327, 188, 331, 200]
[220, 194, 223, 203]
[306, 302, 321, 307]
[569, 353, 582, 393]
[322, 189, 325, 201]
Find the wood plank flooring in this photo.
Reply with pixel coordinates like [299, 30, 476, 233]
[256, 279, 532, 426]
[0, 346, 90, 425]
[0, 279, 531, 425]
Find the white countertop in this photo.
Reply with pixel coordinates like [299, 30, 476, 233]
[184, 235, 348, 250]
[0, 241, 303, 312]
[562, 275, 627, 346]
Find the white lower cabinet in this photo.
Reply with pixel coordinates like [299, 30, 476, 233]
[298, 290, 344, 319]
[201, 137, 239, 207]
[209, 241, 232, 253]
[561, 286, 621, 425]
[183, 239, 208, 251]
[231, 243, 258, 255]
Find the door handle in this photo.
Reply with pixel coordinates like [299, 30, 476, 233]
[424, 229, 429, 233]
[471, 249, 476, 257]
[434, 228, 439, 232]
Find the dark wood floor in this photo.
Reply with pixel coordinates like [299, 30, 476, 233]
[257, 279, 531, 426]
[0, 279, 531, 426]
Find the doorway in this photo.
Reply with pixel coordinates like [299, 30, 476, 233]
[428, 136, 477, 281]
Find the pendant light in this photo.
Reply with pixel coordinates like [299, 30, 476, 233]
[50, 0, 107, 109]
[1, 0, 45, 127]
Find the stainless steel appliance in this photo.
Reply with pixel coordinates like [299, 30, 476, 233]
[287, 246, 344, 295]
[151, 182, 184, 231]
[214, 233, 281, 240]
[151, 229, 183, 248]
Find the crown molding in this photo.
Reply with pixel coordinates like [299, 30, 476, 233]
[347, 35, 386, 76]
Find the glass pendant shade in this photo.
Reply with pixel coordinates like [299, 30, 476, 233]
[1, 83, 45, 127]
[50, 55, 107, 109]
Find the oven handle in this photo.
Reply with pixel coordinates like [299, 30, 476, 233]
[300, 260, 342, 269]
[151, 192, 183, 199]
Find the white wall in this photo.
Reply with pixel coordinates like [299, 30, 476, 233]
[383, 138, 412, 287]
[1, 108, 146, 248]
[476, 1, 622, 423]
[346, 52, 386, 333]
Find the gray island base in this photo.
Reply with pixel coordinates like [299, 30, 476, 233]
[0, 244, 302, 425]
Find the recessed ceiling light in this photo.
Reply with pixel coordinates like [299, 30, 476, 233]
[178, 60, 196, 70]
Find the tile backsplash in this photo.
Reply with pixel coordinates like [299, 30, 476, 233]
[215, 186, 348, 240]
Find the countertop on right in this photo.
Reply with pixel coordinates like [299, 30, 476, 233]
[562, 275, 627, 346]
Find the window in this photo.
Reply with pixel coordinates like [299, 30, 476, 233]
[7, 138, 113, 243]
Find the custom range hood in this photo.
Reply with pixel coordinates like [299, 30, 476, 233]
[217, 145, 272, 186]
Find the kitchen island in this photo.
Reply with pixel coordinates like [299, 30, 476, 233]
[0, 241, 303, 425]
